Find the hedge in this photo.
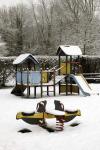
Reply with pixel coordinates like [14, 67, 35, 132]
[0, 55, 100, 87]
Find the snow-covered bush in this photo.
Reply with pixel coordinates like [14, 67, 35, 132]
[0, 57, 15, 87]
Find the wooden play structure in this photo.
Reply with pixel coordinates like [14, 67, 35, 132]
[12, 45, 95, 97]
[57, 45, 82, 95]
[11, 53, 65, 97]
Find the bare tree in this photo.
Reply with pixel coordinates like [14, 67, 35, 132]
[58, 0, 97, 54]
[0, 0, 99, 56]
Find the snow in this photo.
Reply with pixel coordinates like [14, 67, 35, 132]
[43, 75, 66, 85]
[0, 42, 5, 46]
[69, 74, 99, 95]
[58, 45, 82, 56]
[13, 53, 39, 65]
[74, 75, 93, 93]
[0, 84, 100, 150]
[46, 109, 65, 116]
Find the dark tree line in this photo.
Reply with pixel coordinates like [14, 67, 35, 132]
[0, 0, 100, 56]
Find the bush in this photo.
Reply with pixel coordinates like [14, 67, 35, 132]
[81, 56, 100, 73]
[0, 57, 15, 87]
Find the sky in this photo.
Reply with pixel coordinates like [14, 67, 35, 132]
[0, 0, 38, 7]
[0, 0, 25, 7]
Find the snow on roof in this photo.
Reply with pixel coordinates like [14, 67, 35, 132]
[57, 45, 82, 56]
[13, 53, 39, 65]
[0, 42, 6, 46]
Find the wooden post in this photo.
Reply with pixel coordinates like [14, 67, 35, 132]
[47, 69, 49, 96]
[15, 65, 17, 86]
[27, 67, 30, 98]
[53, 69, 56, 96]
[28, 62, 31, 96]
[29, 85, 30, 96]
[47, 86, 49, 96]
[66, 56, 68, 95]
[78, 87, 79, 95]
[70, 56, 72, 94]
[70, 56, 72, 74]
[21, 65, 23, 85]
[78, 56, 80, 74]
[58, 55, 60, 75]
[59, 55, 61, 95]
[40, 68, 43, 98]
[73, 61, 75, 75]
[70, 78, 72, 95]
[34, 86, 36, 98]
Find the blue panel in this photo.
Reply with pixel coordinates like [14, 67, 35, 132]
[16, 72, 21, 84]
[22, 72, 28, 84]
[30, 71, 41, 84]
[16, 71, 41, 85]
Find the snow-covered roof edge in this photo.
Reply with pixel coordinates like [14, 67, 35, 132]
[57, 45, 82, 56]
[13, 53, 39, 65]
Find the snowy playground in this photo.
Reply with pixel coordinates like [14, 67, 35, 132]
[0, 83, 100, 150]
[0, 0, 100, 148]
[0, 45, 100, 150]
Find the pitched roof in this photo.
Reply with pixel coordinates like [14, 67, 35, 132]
[57, 45, 82, 56]
[13, 53, 39, 65]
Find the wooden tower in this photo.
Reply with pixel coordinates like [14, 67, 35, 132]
[57, 45, 82, 95]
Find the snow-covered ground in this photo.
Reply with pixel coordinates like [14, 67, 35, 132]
[0, 84, 100, 150]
